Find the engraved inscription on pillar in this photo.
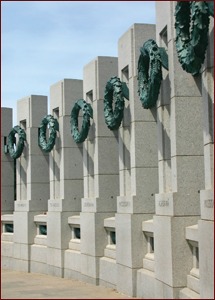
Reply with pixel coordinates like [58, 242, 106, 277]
[119, 201, 130, 207]
[84, 201, 94, 208]
[159, 200, 169, 207]
[204, 199, 214, 208]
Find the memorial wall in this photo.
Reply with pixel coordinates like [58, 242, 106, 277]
[1, 2, 214, 298]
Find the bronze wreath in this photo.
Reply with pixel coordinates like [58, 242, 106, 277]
[137, 39, 168, 109]
[70, 99, 93, 143]
[175, 1, 213, 76]
[104, 76, 129, 130]
[38, 115, 59, 152]
[8, 125, 26, 159]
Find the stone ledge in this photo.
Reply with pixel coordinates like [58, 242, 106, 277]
[104, 217, 115, 229]
[68, 215, 80, 226]
[142, 219, 154, 233]
[185, 224, 198, 243]
[1, 214, 14, 222]
[179, 287, 200, 299]
[34, 214, 47, 223]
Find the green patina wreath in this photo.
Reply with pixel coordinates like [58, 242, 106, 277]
[175, 1, 213, 76]
[71, 99, 93, 143]
[8, 125, 26, 159]
[38, 115, 59, 152]
[104, 76, 129, 130]
[137, 39, 168, 109]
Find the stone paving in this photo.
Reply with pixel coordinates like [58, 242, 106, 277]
[1, 270, 137, 299]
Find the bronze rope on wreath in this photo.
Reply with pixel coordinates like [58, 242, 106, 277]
[137, 39, 168, 109]
[38, 115, 59, 152]
[8, 125, 26, 159]
[104, 76, 129, 130]
[70, 99, 93, 143]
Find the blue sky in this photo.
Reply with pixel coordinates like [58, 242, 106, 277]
[2, 1, 155, 125]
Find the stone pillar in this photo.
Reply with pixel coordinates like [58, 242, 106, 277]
[116, 24, 157, 297]
[13, 95, 49, 272]
[199, 16, 214, 300]
[154, 2, 204, 298]
[47, 79, 83, 277]
[1, 108, 14, 270]
[80, 56, 119, 284]
[1, 107, 14, 214]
